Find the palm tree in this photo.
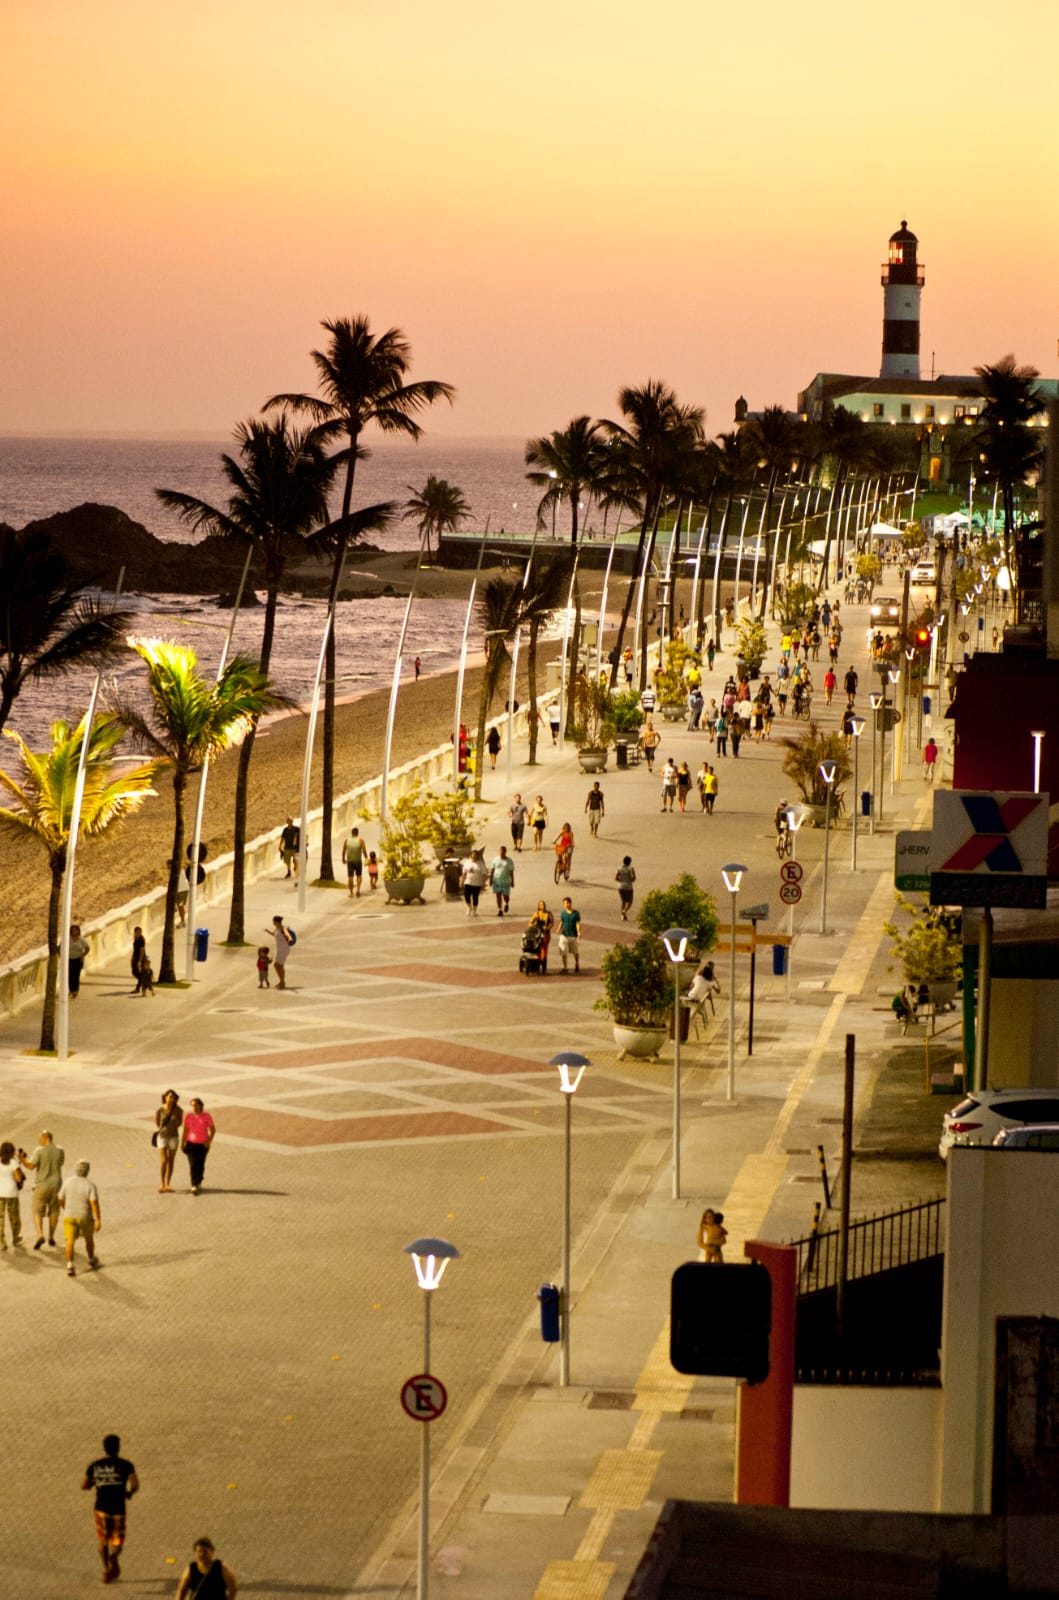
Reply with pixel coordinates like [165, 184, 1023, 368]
[741, 405, 804, 618]
[0, 717, 158, 1051]
[973, 355, 1044, 615]
[0, 527, 133, 735]
[601, 383, 705, 687]
[472, 578, 524, 800]
[266, 316, 455, 878]
[811, 404, 871, 591]
[156, 415, 344, 942]
[115, 640, 289, 983]
[403, 476, 472, 557]
[522, 555, 573, 765]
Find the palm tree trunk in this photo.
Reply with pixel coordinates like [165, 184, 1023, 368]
[40, 854, 64, 1052]
[159, 769, 186, 983]
[319, 622, 338, 879]
[527, 621, 541, 764]
[607, 515, 650, 689]
[637, 500, 664, 688]
[227, 588, 279, 944]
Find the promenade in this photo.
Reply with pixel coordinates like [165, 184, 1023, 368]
[0, 588, 948, 1599]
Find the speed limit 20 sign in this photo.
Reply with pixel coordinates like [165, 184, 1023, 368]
[779, 882, 802, 905]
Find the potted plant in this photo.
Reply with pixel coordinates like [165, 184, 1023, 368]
[569, 675, 615, 772]
[780, 720, 851, 825]
[774, 581, 816, 635]
[734, 617, 768, 680]
[594, 935, 672, 1059]
[884, 895, 962, 1011]
[423, 786, 478, 865]
[369, 784, 432, 903]
[638, 873, 719, 958]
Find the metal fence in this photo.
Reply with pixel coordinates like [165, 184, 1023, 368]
[790, 1197, 945, 1296]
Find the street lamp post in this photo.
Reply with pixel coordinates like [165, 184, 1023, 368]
[661, 929, 691, 1199]
[721, 866, 747, 1102]
[887, 668, 900, 796]
[403, 1236, 460, 1600]
[548, 1051, 589, 1387]
[785, 808, 805, 1002]
[819, 761, 837, 935]
[849, 718, 865, 871]
[1031, 730, 1046, 795]
[868, 692, 882, 835]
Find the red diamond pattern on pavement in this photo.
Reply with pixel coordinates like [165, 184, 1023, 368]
[228, 1037, 552, 1076]
[217, 1104, 505, 1146]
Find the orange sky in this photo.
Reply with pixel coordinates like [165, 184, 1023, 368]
[3, 0, 1058, 440]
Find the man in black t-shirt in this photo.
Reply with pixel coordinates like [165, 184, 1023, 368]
[82, 1433, 139, 1584]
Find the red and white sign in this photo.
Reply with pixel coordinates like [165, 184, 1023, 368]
[779, 861, 803, 885]
[401, 1373, 448, 1422]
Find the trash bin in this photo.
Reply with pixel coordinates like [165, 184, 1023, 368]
[772, 944, 787, 977]
[861, 790, 872, 817]
[537, 1283, 560, 1342]
[669, 1003, 691, 1042]
[923, 694, 932, 716]
[442, 858, 462, 898]
[194, 927, 209, 963]
[615, 740, 628, 769]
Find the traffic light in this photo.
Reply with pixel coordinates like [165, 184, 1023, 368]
[914, 625, 931, 651]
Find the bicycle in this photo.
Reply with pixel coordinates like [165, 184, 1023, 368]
[775, 826, 793, 860]
[554, 848, 573, 883]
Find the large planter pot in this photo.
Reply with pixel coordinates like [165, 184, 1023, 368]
[612, 1023, 667, 1061]
[736, 656, 764, 682]
[383, 876, 427, 904]
[660, 704, 684, 721]
[577, 746, 609, 773]
[799, 802, 827, 829]
[433, 840, 476, 866]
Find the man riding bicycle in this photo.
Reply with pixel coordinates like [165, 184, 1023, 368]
[775, 801, 794, 856]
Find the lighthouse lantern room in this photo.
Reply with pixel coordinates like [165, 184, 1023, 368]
[880, 220, 924, 380]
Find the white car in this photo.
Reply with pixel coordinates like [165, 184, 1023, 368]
[911, 562, 936, 586]
[940, 1088, 1059, 1158]
[869, 595, 900, 621]
[993, 1124, 1059, 1149]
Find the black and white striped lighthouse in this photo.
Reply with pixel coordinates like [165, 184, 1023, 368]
[880, 220, 923, 380]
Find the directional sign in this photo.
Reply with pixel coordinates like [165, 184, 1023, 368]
[895, 830, 931, 893]
[739, 903, 770, 921]
[779, 882, 802, 906]
[779, 861, 803, 885]
[401, 1373, 448, 1422]
[929, 791, 1048, 908]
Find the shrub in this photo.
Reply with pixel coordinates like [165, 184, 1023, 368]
[884, 895, 962, 986]
[781, 721, 851, 813]
[637, 872, 719, 956]
[595, 934, 672, 1027]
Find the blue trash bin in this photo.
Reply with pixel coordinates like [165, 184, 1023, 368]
[194, 927, 209, 963]
[861, 790, 871, 817]
[923, 694, 932, 716]
[537, 1283, 560, 1342]
[772, 944, 787, 976]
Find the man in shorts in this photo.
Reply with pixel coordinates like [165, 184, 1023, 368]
[60, 1159, 101, 1277]
[584, 781, 605, 836]
[508, 793, 528, 852]
[615, 856, 636, 922]
[660, 758, 678, 813]
[342, 826, 365, 897]
[640, 720, 661, 772]
[279, 816, 300, 879]
[558, 896, 582, 974]
[18, 1128, 64, 1249]
[82, 1433, 139, 1585]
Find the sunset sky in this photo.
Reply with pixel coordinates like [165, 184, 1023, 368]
[4, 0, 1058, 441]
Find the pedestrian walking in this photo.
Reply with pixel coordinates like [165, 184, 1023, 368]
[558, 896, 582, 974]
[68, 923, 89, 997]
[176, 1537, 239, 1599]
[715, 711, 728, 757]
[82, 1434, 138, 1585]
[676, 761, 692, 811]
[130, 926, 147, 994]
[923, 737, 939, 782]
[17, 1129, 64, 1247]
[843, 666, 859, 707]
[367, 851, 379, 892]
[153, 1089, 183, 1192]
[59, 1158, 101, 1275]
[460, 848, 488, 915]
[640, 720, 661, 772]
[414, 655, 421, 681]
[823, 666, 836, 706]
[0, 1141, 25, 1250]
[489, 845, 515, 916]
[704, 765, 718, 814]
[341, 826, 365, 898]
[615, 856, 636, 921]
[527, 901, 554, 973]
[509, 793, 528, 852]
[585, 781, 605, 836]
[548, 703, 561, 745]
[486, 725, 501, 769]
[687, 687, 704, 731]
[730, 718, 742, 758]
[528, 795, 549, 851]
[256, 946, 272, 988]
[138, 955, 155, 998]
[659, 758, 677, 812]
[182, 1098, 215, 1194]
[706, 637, 716, 672]
[265, 915, 295, 989]
[279, 816, 300, 879]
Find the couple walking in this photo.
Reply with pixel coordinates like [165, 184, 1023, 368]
[154, 1091, 215, 1194]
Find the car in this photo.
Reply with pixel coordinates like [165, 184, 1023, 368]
[870, 595, 900, 621]
[939, 1088, 1059, 1158]
[911, 562, 937, 586]
[993, 1124, 1059, 1150]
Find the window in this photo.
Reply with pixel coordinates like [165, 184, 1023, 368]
[873, 403, 885, 419]
[925, 405, 935, 419]
[901, 404, 911, 420]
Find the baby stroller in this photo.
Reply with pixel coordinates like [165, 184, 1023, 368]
[519, 924, 545, 976]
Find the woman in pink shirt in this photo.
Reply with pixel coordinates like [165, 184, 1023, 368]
[182, 1099, 215, 1194]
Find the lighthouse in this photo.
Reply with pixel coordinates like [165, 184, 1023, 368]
[880, 220, 923, 380]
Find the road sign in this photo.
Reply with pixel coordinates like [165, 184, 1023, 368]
[895, 830, 931, 892]
[929, 791, 1048, 908]
[779, 861, 803, 885]
[739, 903, 770, 921]
[401, 1373, 448, 1422]
[779, 882, 802, 906]
[958, 630, 970, 643]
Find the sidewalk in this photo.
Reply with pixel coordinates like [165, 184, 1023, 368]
[0, 590, 951, 1599]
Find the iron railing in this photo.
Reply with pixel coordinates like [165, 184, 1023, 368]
[790, 1197, 945, 1296]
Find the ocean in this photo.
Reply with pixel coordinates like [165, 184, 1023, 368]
[0, 435, 551, 745]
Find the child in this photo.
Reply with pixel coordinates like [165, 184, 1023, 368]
[138, 957, 155, 998]
[367, 851, 379, 892]
[697, 1207, 727, 1263]
[257, 946, 272, 989]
